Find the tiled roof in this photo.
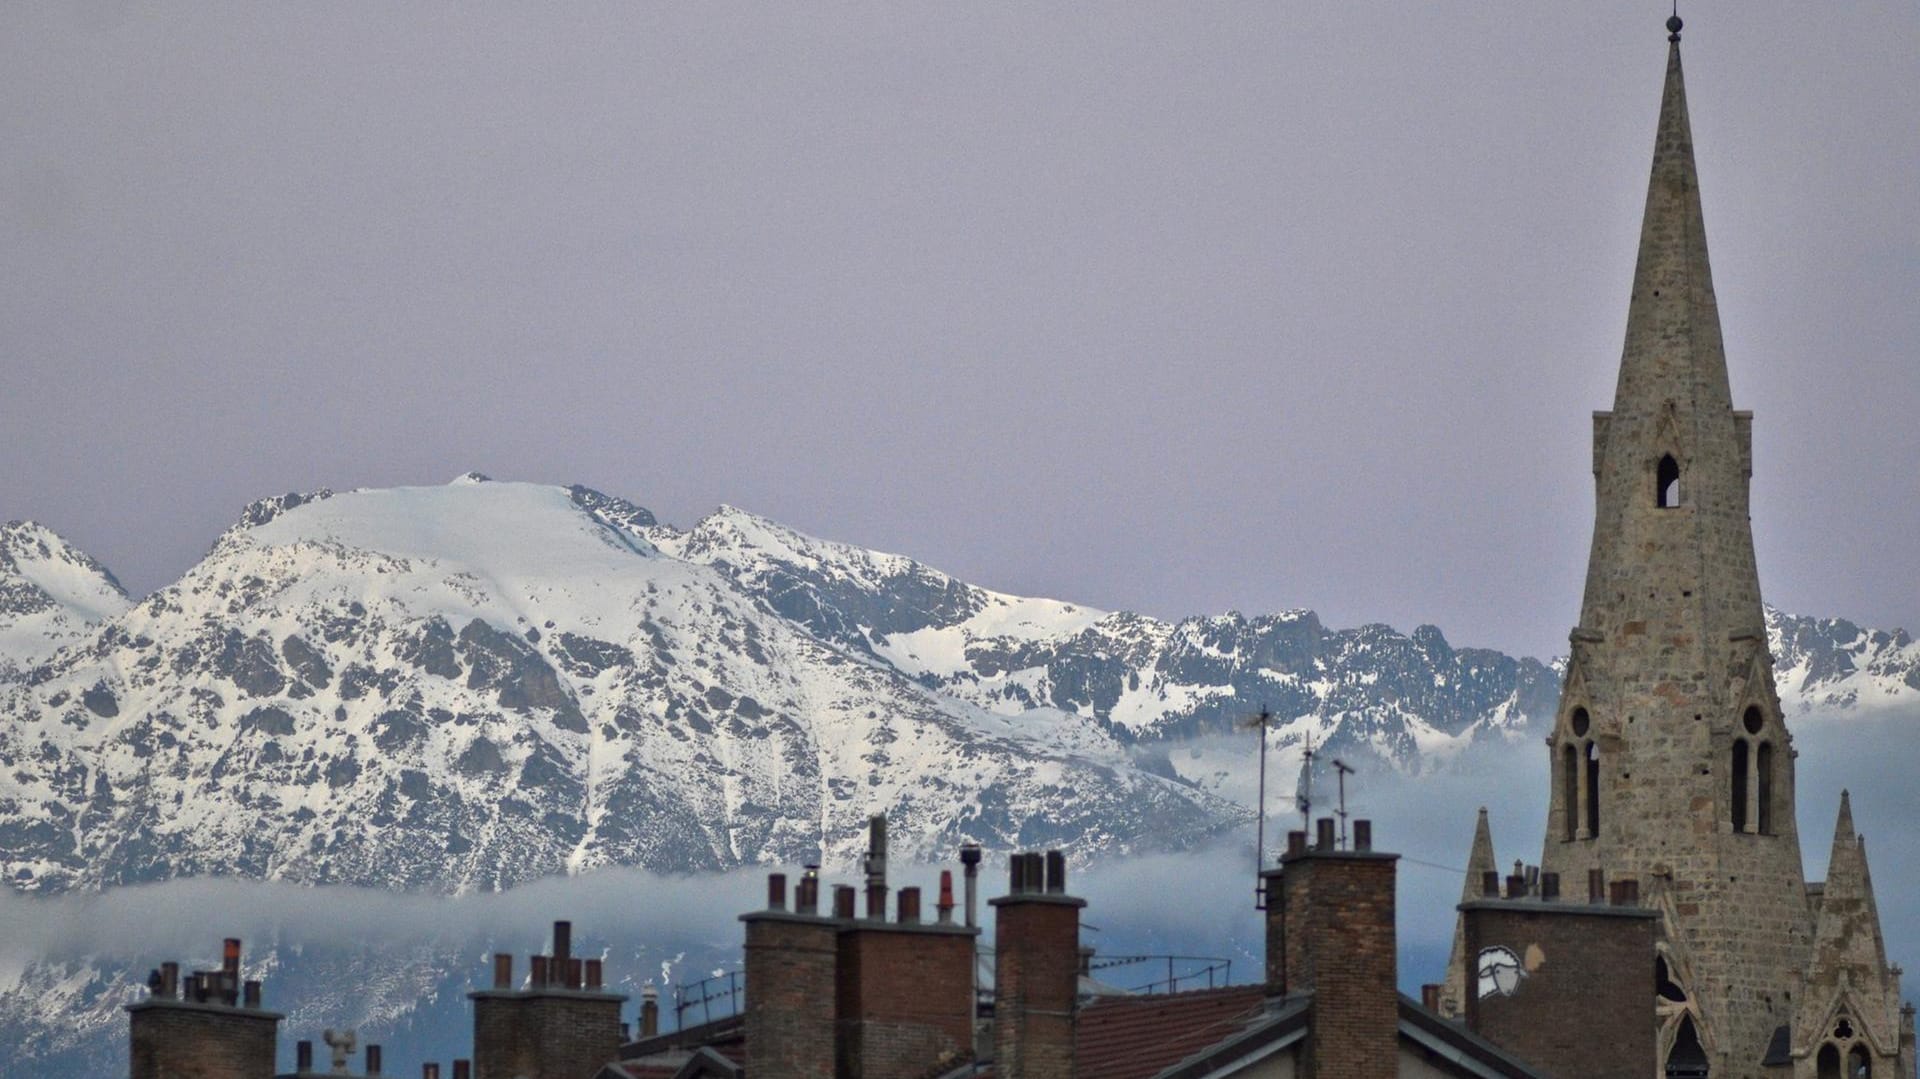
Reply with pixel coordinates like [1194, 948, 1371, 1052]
[1074, 985, 1272, 1079]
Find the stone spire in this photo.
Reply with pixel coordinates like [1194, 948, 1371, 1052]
[1576, 25, 1766, 648]
[1438, 807, 1496, 1019]
[1790, 791, 1906, 1076]
[1538, 23, 1814, 1076]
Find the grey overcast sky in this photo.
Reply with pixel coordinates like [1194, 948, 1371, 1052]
[2, 4, 1915, 659]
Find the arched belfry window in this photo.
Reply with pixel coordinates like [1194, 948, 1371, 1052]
[1757, 741, 1775, 835]
[1585, 741, 1601, 838]
[1732, 740, 1750, 833]
[1666, 1014, 1709, 1078]
[1848, 1045, 1872, 1078]
[1657, 454, 1682, 508]
[1562, 743, 1579, 841]
[1820, 1044, 1843, 1079]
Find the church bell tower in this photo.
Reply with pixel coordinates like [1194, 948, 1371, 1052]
[1534, 17, 1814, 1076]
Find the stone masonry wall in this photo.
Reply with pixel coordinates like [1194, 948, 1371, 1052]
[835, 925, 976, 1079]
[742, 913, 838, 1079]
[471, 991, 622, 1079]
[1463, 902, 1656, 1079]
[128, 1001, 279, 1079]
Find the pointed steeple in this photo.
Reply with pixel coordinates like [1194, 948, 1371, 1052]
[1542, 24, 1812, 1073]
[1806, 792, 1892, 987]
[1439, 807, 1497, 1018]
[1610, 23, 1735, 429]
[1794, 791, 1903, 1061]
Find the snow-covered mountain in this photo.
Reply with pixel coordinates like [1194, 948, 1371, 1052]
[0, 477, 1236, 894]
[4, 477, 1917, 897]
[0, 521, 130, 681]
[3, 476, 1918, 1077]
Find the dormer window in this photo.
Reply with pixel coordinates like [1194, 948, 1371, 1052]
[1657, 454, 1682, 508]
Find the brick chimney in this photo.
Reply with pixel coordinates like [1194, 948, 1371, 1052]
[1459, 876, 1656, 1079]
[992, 850, 1084, 1079]
[470, 920, 625, 1079]
[129, 936, 282, 1079]
[1260, 819, 1398, 1079]
[835, 826, 979, 1079]
[742, 867, 839, 1079]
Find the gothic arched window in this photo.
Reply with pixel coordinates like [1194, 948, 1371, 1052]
[1819, 1044, 1843, 1079]
[1563, 743, 1579, 841]
[1732, 739, 1750, 833]
[1657, 454, 1682, 508]
[1666, 1014, 1709, 1078]
[1586, 741, 1601, 838]
[1757, 741, 1775, 835]
[1848, 1045, 1871, 1078]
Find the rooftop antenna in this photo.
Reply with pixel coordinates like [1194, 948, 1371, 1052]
[1296, 729, 1315, 833]
[1239, 706, 1277, 909]
[1330, 758, 1357, 850]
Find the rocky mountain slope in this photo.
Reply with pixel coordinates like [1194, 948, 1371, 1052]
[2, 477, 1917, 1077]
[5, 477, 1918, 898]
[0, 521, 130, 681]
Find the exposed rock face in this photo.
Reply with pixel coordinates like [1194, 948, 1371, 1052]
[4, 481, 1914, 900]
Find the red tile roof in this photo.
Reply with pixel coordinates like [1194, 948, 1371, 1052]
[1074, 985, 1271, 1079]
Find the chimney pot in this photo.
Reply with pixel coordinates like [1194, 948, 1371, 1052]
[493, 953, 512, 989]
[641, 985, 660, 1038]
[160, 962, 179, 999]
[452, 1061, 470, 1079]
[552, 921, 572, 965]
[1541, 872, 1561, 900]
[1588, 867, 1606, 903]
[937, 869, 956, 924]
[1353, 819, 1373, 851]
[1026, 851, 1046, 891]
[423, 1065, 439, 1079]
[1287, 829, 1307, 856]
[1009, 852, 1029, 894]
[243, 979, 261, 1008]
[567, 957, 584, 990]
[834, 884, 857, 920]
[366, 1045, 382, 1075]
[297, 1040, 313, 1072]
[1506, 873, 1527, 899]
[1482, 870, 1501, 897]
[1315, 817, 1336, 850]
[530, 955, 548, 987]
[1422, 983, 1442, 1011]
[767, 872, 788, 911]
[1044, 850, 1067, 894]
[585, 958, 603, 990]
[797, 868, 820, 915]
[898, 886, 922, 923]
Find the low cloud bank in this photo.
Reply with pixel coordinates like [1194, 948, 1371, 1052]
[3, 708, 1915, 995]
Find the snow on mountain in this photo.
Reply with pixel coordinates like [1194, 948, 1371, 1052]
[2, 480, 1918, 1078]
[0, 522, 130, 681]
[1769, 606, 1920, 715]
[0, 479, 1231, 895]
[658, 507, 1562, 776]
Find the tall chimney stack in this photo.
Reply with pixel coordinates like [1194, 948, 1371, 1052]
[992, 849, 1083, 1079]
[1263, 819, 1398, 1079]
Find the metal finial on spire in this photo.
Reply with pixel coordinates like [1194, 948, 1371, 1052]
[1667, 5, 1683, 43]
